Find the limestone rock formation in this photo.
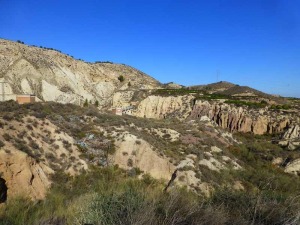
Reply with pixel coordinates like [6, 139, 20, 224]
[285, 158, 300, 175]
[0, 150, 52, 200]
[133, 95, 293, 135]
[0, 39, 160, 107]
[112, 91, 135, 108]
[134, 95, 194, 119]
[279, 125, 300, 150]
[190, 100, 291, 135]
[113, 132, 175, 180]
[283, 125, 300, 140]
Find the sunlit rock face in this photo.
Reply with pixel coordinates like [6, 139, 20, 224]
[0, 150, 51, 200]
[0, 39, 160, 107]
[134, 96, 291, 135]
[134, 95, 194, 119]
[190, 100, 290, 135]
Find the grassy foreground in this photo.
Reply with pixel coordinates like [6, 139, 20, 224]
[0, 166, 299, 225]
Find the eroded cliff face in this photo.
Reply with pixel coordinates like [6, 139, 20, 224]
[113, 132, 175, 180]
[133, 96, 294, 135]
[0, 39, 160, 107]
[0, 150, 51, 200]
[134, 95, 194, 119]
[283, 125, 300, 140]
[0, 114, 88, 201]
[190, 100, 291, 135]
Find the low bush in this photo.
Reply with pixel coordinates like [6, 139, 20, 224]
[117, 75, 124, 82]
[3, 133, 12, 141]
[224, 99, 268, 108]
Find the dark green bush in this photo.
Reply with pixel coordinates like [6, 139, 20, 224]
[3, 133, 12, 141]
[118, 75, 124, 82]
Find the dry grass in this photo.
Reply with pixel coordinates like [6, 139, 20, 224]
[0, 167, 299, 225]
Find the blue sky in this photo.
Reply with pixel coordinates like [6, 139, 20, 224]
[0, 0, 299, 97]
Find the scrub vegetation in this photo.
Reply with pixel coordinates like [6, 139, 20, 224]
[0, 101, 299, 225]
[1, 166, 300, 225]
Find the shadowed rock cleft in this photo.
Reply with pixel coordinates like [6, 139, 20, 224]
[0, 177, 8, 203]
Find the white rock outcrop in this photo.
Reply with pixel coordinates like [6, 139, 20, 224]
[113, 132, 175, 180]
[280, 125, 300, 150]
[191, 100, 291, 135]
[0, 39, 160, 107]
[134, 95, 194, 119]
[285, 159, 300, 175]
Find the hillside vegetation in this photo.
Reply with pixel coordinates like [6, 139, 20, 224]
[0, 101, 299, 225]
[1, 166, 300, 225]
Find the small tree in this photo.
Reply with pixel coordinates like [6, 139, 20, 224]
[83, 99, 88, 107]
[94, 100, 99, 107]
[118, 75, 124, 82]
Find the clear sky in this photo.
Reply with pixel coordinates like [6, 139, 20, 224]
[0, 0, 299, 97]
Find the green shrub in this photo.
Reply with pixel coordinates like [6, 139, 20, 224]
[0, 140, 4, 148]
[224, 99, 267, 108]
[83, 99, 88, 107]
[117, 75, 124, 82]
[270, 104, 292, 110]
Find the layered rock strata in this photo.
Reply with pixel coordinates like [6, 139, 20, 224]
[134, 96, 293, 135]
[0, 39, 160, 107]
[134, 95, 194, 119]
[279, 125, 300, 150]
[190, 100, 291, 135]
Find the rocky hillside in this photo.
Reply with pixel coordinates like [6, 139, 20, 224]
[1, 39, 298, 138]
[0, 101, 238, 199]
[0, 103, 87, 199]
[188, 81, 236, 93]
[0, 39, 161, 107]
[1, 101, 300, 224]
[112, 90, 299, 138]
[0, 101, 300, 201]
[1, 40, 300, 224]
[188, 81, 284, 101]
